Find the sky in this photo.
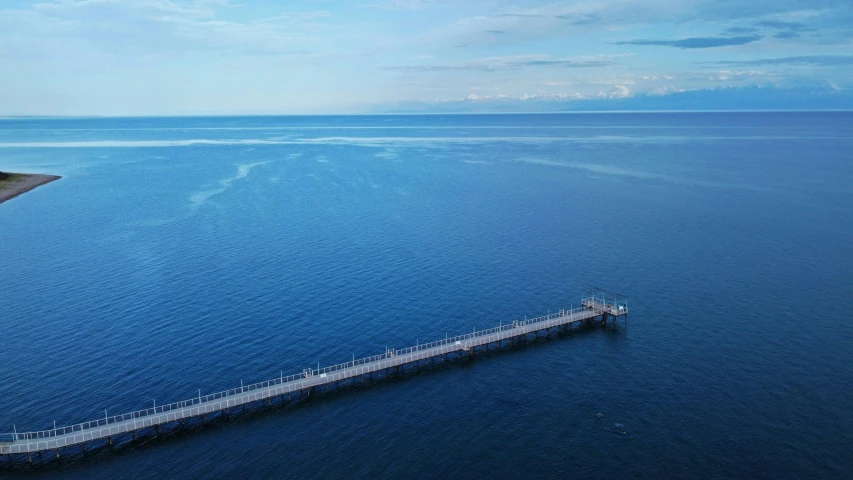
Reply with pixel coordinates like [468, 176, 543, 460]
[1, 0, 852, 115]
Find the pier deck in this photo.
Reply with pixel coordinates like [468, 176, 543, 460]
[2, 294, 627, 460]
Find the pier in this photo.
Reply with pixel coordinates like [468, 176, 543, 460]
[1, 291, 627, 465]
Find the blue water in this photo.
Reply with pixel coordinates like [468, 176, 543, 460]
[1, 113, 852, 479]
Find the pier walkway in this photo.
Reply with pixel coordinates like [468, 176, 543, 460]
[2, 293, 627, 461]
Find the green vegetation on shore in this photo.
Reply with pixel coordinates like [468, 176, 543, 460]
[0, 171, 24, 187]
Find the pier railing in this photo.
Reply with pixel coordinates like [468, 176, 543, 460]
[4, 300, 603, 443]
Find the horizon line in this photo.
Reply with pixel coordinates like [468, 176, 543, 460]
[2, 109, 853, 119]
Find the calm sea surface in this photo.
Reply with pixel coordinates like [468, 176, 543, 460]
[1, 113, 851, 479]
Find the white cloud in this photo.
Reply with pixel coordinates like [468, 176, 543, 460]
[433, 84, 634, 103]
[609, 84, 632, 98]
[6, 0, 327, 59]
[650, 86, 687, 95]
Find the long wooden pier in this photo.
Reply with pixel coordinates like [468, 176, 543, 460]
[1, 293, 627, 464]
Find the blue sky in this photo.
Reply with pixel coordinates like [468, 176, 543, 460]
[1, 0, 851, 115]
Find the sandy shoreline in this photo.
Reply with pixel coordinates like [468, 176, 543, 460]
[0, 173, 62, 205]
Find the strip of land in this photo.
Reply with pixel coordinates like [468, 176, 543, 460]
[0, 172, 61, 205]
